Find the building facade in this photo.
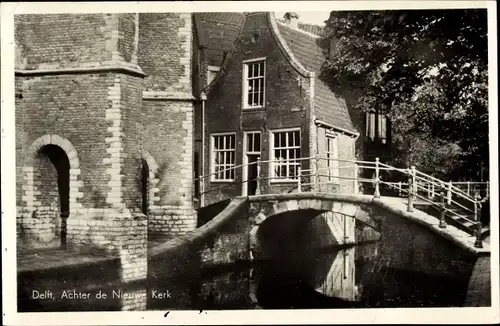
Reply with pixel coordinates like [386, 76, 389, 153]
[196, 12, 360, 206]
[14, 13, 196, 274]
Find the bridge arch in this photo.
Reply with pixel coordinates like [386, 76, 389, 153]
[249, 196, 377, 229]
[248, 194, 379, 260]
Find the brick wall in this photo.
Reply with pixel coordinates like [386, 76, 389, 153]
[142, 100, 196, 236]
[16, 73, 111, 209]
[138, 13, 196, 237]
[119, 74, 144, 212]
[15, 12, 198, 280]
[15, 14, 149, 282]
[67, 213, 147, 282]
[15, 14, 110, 69]
[117, 14, 138, 64]
[138, 13, 191, 94]
[15, 13, 139, 70]
[203, 12, 312, 205]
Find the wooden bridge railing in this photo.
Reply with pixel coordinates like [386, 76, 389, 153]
[194, 156, 489, 248]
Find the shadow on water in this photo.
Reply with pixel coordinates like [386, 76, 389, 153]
[18, 206, 476, 311]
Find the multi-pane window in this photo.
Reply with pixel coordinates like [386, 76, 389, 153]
[211, 133, 236, 181]
[326, 135, 339, 182]
[271, 129, 301, 180]
[366, 109, 388, 144]
[244, 59, 265, 108]
[246, 132, 261, 154]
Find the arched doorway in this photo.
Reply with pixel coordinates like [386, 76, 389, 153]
[34, 144, 70, 248]
[140, 150, 159, 218]
[141, 159, 149, 216]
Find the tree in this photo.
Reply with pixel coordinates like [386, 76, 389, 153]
[322, 9, 489, 181]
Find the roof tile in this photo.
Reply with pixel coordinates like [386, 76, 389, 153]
[197, 13, 245, 67]
[277, 22, 356, 133]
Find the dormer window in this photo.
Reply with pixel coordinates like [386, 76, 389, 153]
[366, 108, 389, 144]
[243, 58, 266, 109]
[207, 65, 220, 85]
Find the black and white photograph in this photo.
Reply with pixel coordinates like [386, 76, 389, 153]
[1, 1, 498, 324]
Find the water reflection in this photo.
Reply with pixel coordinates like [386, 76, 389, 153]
[19, 211, 474, 311]
[252, 246, 361, 309]
[19, 239, 470, 311]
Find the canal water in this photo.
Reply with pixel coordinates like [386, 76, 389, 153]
[19, 237, 472, 311]
[146, 241, 470, 310]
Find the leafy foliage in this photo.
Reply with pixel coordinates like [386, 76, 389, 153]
[322, 9, 489, 180]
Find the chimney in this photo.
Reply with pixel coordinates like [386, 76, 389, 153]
[283, 12, 300, 28]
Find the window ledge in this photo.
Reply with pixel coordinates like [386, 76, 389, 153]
[209, 180, 235, 184]
[321, 181, 341, 185]
[243, 107, 266, 112]
[269, 180, 300, 184]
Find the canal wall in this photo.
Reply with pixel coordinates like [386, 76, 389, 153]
[464, 255, 491, 307]
[148, 197, 249, 267]
[147, 195, 490, 307]
[364, 204, 479, 278]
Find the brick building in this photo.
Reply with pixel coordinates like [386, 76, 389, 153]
[192, 12, 246, 200]
[14, 11, 391, 280]
[195, 12, 361, 206]
[15, 13, 197, 281]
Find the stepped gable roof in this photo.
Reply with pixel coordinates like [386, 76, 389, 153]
[195, 12, 245, 67]
[276, 20, 356, 133]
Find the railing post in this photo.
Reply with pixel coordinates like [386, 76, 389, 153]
[474, 222, 483, 248]
[398, 181, 402, 197]
[407, 168, 414, 212]
[431, 182, 435, 199]
[447, 181, 452, 205]
[199, 177, 205, 207]
[255, 157, 261, 195]
[411, 166, 417, 195]
[374, 157, 380, 198]
[354, 163, 359, 194]
[439, 189, 447, 228]
[467, 181, 471, 196]
[297, 166, 302, 193]
[474, 195, 483, 248]
[486, 182, 489, 198]
[427, 182, 431, 198]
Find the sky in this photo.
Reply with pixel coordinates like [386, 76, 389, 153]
[275, 11, 330, 26]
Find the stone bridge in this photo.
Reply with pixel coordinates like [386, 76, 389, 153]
[148, 192, 490, 306]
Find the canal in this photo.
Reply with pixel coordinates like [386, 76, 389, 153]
[18, 227, 473, 311]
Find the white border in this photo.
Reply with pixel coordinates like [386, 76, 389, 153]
[1, 1, 498, 325]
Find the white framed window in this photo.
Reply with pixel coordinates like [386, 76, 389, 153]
[207, 65, 220, 85]
[211, 133, 236, 182]
[245, 131, 261, 154]
[243, 58, 266, 109]
[270, 129, 301, 181]
[326, 133, 339, 182]
[366, 109, 388, 144]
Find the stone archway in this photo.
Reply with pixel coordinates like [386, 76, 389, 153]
[141, 150, 159, 215]
[20, 134, 82, 249]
